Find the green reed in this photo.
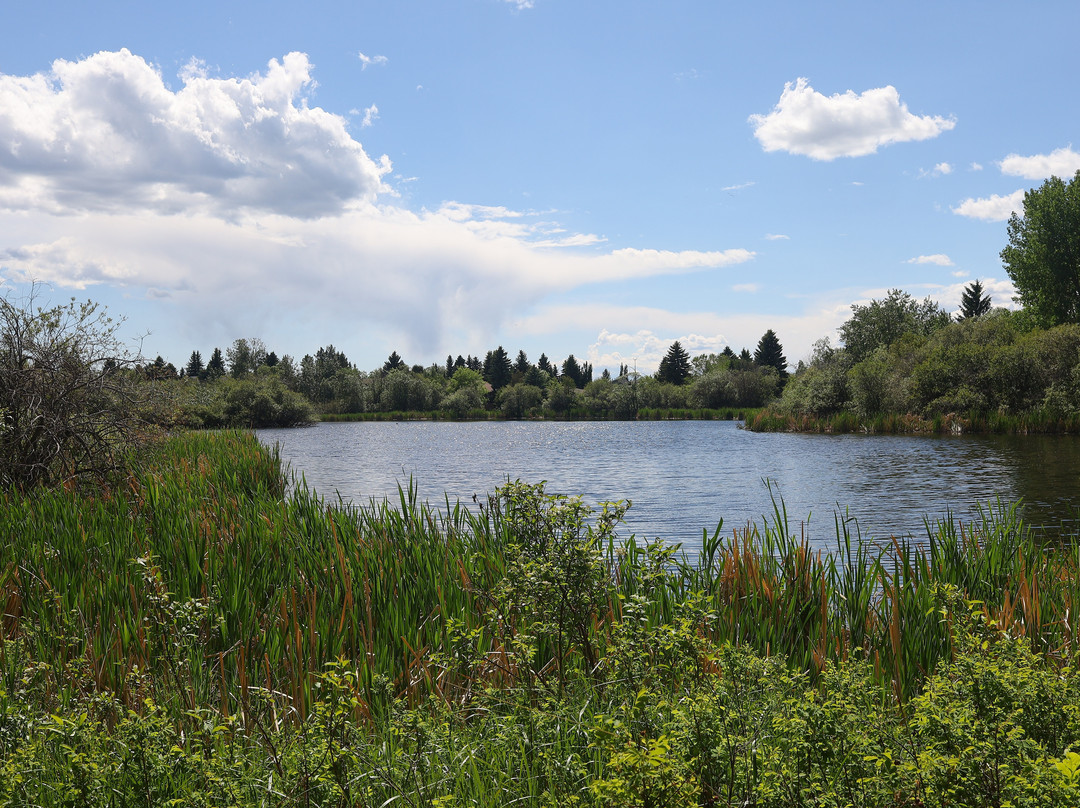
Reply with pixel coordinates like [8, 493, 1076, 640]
[3, 428, 1080, 732]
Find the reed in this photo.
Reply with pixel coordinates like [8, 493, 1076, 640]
[3, 429, 1079, 731]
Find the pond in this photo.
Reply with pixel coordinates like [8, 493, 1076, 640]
[257, 420, 1080, 554]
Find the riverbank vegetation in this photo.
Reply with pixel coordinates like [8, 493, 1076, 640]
[3, 429, 1080, 805]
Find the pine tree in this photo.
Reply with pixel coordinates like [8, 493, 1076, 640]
[656, 341, 691, 385]
[561, 354, 586, 387]
[958, 279, 992, 319]
[753, 329, 789, 379]
[514, 350, 531, 375]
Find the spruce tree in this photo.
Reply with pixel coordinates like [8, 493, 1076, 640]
[204, 348, 226, 380]
[656, 341, 691, 385]
[753, 329, 788, 379]
[185, 350, 204, 379]
[958, 279, 992, 319]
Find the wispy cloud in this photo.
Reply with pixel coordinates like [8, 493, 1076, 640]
[764, 233, 790, 241]
[360, 104, 379, 127]
[357, 51, 388, 69]
[722, 181, 755, 192]
[749, 78, 955, 160]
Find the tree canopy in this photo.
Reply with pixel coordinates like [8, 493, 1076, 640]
[1001, 170, 1080, 327]
[839, 289, 950, 362]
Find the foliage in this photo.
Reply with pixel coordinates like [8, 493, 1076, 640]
[6, 432, 1080, 803]
[0, 285, 147, 489]
[840, 288, 951, 362]
[1002, 169, 1080, 327]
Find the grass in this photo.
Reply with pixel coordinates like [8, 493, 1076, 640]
[3, 430, 1080, 804]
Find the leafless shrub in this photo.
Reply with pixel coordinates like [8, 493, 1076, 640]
[0, 283, 147, 489]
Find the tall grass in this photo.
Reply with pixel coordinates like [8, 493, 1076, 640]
[3, 429, 1079, 733]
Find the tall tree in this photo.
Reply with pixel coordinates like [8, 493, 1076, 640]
[561, 354, 585, 388]
[204, 348, 226, 380]
[753, 329, 789, 379]
[383, 351, 405, 372]
[514, 349, 531, 375]
[839, 289, 950, 362]
[1001, 170, 1080, 326]
[958, 279, 992, 319]
[656, 341, 692, 385]
[483, 346, 513, 390]
[185, 350, 204, 379]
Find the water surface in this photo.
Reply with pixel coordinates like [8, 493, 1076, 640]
[257, 420, 1080, 553]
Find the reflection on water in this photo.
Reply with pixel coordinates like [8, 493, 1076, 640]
[257, 421, 1080, 554]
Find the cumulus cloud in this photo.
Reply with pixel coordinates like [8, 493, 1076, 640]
[503, 0, 535, 8]
[952, 189, 1024, 221]
[906, 254, 954, 266]
[999, 147, 1080, 179]
[0, 50, 757, 363]
[749, 78, 955, 160]
[0, 49, 392, 218]
[360, 104, 379, 127]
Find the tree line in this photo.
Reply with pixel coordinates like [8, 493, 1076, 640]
[141, 327, 792, 425]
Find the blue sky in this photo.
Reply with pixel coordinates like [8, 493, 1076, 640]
[1, 1, 1078, 373]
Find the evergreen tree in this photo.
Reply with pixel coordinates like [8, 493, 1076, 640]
[482, 347, 513, 390]
[383, 351, 405, 372]
[514, 349, 531, 375]
[753, 329, 789, 379]
[656, 341, 692, 385]
[537, 353, 554, 376]
[721, 346, 736, 359]
[185, 350, 204, 379]
[958, 279, 992, 319]
[601, 368, 611, 381]
[264, 351, 279, 367]
[739, 348, 752, 362]
[446, 354, 455, 377]
[561, 354, 585, 388]
[454, 355, 466, 371]
[205, 348, 226, 380]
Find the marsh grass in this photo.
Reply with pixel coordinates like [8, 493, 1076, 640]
[4, 430, 1080, 804]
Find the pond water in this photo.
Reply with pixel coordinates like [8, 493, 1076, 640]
[257, 420, 1080, 554]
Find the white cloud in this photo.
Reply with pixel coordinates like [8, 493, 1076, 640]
[935, 162, 953, 175]
[749, 78, 955, 160]
[357, 52, 388, 70]
[970, 162, 983, 171]
[0, 49, 392, 218]
[503, 0, 534, 8]
[999, 147, 1080, 179]
[0, 50, 757, 364]
[952, 189, 1024, 221]
[360, 104, 379, 127]
[764, 233, 790, 240]
[951, 270, 969, 278]
[722, 181, 755, 192]
[732, 283, 759, 292]
[906, 254, 954, 266]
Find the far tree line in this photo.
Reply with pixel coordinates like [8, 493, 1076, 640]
[138, 327, 793, 424]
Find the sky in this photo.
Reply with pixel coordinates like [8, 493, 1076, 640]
[1, 1, 1078, 374]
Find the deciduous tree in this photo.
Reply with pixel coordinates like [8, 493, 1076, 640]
[1001, 170, 1080, 326]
